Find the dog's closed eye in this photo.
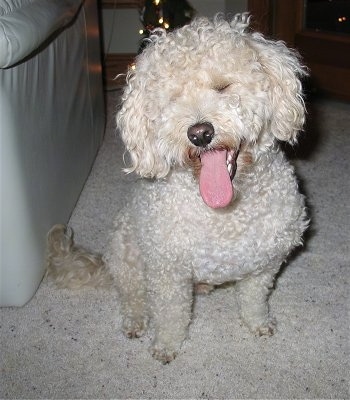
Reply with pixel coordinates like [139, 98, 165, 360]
[214, 83, 231, 93]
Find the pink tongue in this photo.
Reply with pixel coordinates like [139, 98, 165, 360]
[199, 150, 233, 208]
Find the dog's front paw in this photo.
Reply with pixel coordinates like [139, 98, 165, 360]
[122, 316, 148, 339]
[150, 345, 178, 364]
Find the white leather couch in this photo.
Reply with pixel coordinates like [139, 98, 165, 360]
[0, 0, 105, 306]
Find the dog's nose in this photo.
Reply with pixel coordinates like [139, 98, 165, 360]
[187, 122, 214, 147]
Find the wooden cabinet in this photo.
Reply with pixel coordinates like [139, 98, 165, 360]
[248, 0, 350, 100]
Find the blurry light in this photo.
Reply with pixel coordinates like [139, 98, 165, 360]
[154, 0, 160, 5]
[164, 22, 170, 29]
[139, 29, 144, 34]
[159, 17, 164, 24]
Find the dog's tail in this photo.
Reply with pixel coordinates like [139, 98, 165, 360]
[46, 224, 114, 289]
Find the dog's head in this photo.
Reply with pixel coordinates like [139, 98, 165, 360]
[117, 14, 307, 208]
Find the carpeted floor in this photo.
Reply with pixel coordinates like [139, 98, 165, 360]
[1, 92, 349, 399]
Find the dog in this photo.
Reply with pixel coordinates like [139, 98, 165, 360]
[47, 14, 309, 364]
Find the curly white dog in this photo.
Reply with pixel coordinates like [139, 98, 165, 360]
[47, 14, 309, 364]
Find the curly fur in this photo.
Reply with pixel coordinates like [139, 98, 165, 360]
[117, 13, 306, 178]
[47, 14, 309, 364]
[46, 225, 113, 289]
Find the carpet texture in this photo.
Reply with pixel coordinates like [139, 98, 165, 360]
[1, 93, 349, 399]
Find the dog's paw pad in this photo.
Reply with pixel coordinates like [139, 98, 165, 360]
[150, 346, 178, 364]
[125, 328, 145, 339]
[122, 317, 147, 339]
[255, 319, 277, 337]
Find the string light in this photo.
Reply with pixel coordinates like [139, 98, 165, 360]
[138, 0, 195, 51]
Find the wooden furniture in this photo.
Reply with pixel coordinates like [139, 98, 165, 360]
[248, 0, 350, 100]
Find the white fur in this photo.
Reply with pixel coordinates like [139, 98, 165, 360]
[109, 14, 309, 363]
[47, 14, 309, 364]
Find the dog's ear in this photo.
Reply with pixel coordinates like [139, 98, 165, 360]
[117, 72, 170, 178]
[253, 36, 307, 143]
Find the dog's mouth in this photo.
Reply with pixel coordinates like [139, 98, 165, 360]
[199, 148, 238, 209]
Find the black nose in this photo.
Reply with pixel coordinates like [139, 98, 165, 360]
[187, 122, 214, 147]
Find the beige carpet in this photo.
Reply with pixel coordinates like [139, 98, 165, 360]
[1, 93, 349, 399]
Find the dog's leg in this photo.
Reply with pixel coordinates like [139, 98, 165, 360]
[110, 228, 148, 339]
[116, 259, 148, 339]
[148, 266, 193, 364]
[235, 269, 278, 336]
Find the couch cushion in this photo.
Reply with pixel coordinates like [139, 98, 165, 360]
[0, 0, 82, 68]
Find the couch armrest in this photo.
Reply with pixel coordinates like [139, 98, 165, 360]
[0, 0, 105, 306]
[0, 0, 82, 68]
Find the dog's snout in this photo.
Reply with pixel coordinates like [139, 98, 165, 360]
[187, 122, 214, 147]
